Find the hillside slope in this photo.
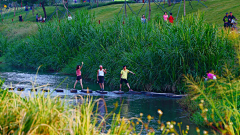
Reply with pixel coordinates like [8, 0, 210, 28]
[90, 0, 239, 25]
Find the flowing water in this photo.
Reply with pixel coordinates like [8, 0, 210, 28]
[0, 64, 210, 134]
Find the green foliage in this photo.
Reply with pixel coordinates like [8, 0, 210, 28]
[6, 10, 235, 92]
[0, 34, 8, 57]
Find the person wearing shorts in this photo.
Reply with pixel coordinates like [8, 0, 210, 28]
[74, 62, 84, 89]
[119, 65, 135, 91]
[97, 65, 107, 91]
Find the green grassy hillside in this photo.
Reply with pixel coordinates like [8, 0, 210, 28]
[90, 0, 240, 25]
[1, 0, 239, 25]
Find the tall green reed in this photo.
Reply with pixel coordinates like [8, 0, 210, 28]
[6, 10, 235, 93]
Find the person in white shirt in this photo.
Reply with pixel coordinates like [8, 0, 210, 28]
[68, 14, 72, 20]
[97, 65, 107, 91]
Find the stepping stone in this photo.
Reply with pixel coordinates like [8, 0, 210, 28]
[141, 91, 148, 94]
[169, 94, 187, 98]
[151, 92, 169, 97]
[96, 90, 108, 94]
[55, 89, 64, 92]
[8, 87, 15, 90]
[17, 87, 24, 91]
[145, 92, 153, 96]
[129, 91, 141, 94]
[42, 89, 50, 92]
[31, 89, 37, 92]
[70, 89, 78, 93]
[81, 89, 93, 93]
[113, 91, 124, 94]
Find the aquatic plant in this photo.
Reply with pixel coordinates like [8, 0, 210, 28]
[181, 37, 240, 134]
[6, 10, 235, 93]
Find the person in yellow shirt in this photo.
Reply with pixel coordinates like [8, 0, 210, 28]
[119, 65, 135, 91]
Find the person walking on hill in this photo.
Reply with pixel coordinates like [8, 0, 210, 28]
[163, 12, 168, 21]
[119, 65, 135, 91]
[223, 13, 229, 29]
[168, 13, 174, 23]
[228, 12, 238, 30]
[74, 62, 84, 89]
[19, 14, 23, 22]
[97, 65, 107, 91]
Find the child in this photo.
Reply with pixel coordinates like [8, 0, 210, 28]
[141, 14, 146, 23]
[168, 13, 174, 23]
[68, 14, 72, 20]
[204, 71, 216, 80]
[163, 12, 168, 21]
[119, 65, 135, 91]
[74, 62, 84, 89]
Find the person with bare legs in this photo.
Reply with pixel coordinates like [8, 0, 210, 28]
[97, 65, 107, 91]
[74, 62, 84, 89]
[119, 65, 135, 91]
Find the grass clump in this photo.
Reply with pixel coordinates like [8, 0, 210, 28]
[5, 10, 235, 93]
[178, 34, 240, 134]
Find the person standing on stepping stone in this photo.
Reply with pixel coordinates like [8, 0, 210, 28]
[74, 62, 84, 90]
[119, 65, 135, 91]
[97, 65, 107, 91]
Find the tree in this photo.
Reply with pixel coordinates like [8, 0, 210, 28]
[23, 0, 48, 19]
[124, 0, 127, 17]
[148, 0, 151, 21]
[40, 0, 47, 19]
[184, 0, 185, 16]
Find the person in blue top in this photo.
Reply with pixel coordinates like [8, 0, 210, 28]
[36, 14, 38, 22]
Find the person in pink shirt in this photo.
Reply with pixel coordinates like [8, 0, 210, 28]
[74, 62, 84, 89]
[204, 71, 216, 80]
[163, 12, 168, 21]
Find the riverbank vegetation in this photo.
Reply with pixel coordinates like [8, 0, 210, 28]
[4, 10, 235, 93]
[178, 32, 240, 134]
[0, 80, 193, 135]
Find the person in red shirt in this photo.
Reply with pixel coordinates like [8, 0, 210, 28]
[168, 13, 174, 23]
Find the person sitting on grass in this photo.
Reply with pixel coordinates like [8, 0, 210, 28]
[228, 12, 238, 31]
[119, 65, 135, 91]
[168, 13, 174, 23]
[40, 15, 42, 22]
[204, 71, 216, 80]
[141, 14, 146, 23]
[19, 14, 23, 22]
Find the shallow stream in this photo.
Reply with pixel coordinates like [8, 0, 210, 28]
[0, 64, 210, 134]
